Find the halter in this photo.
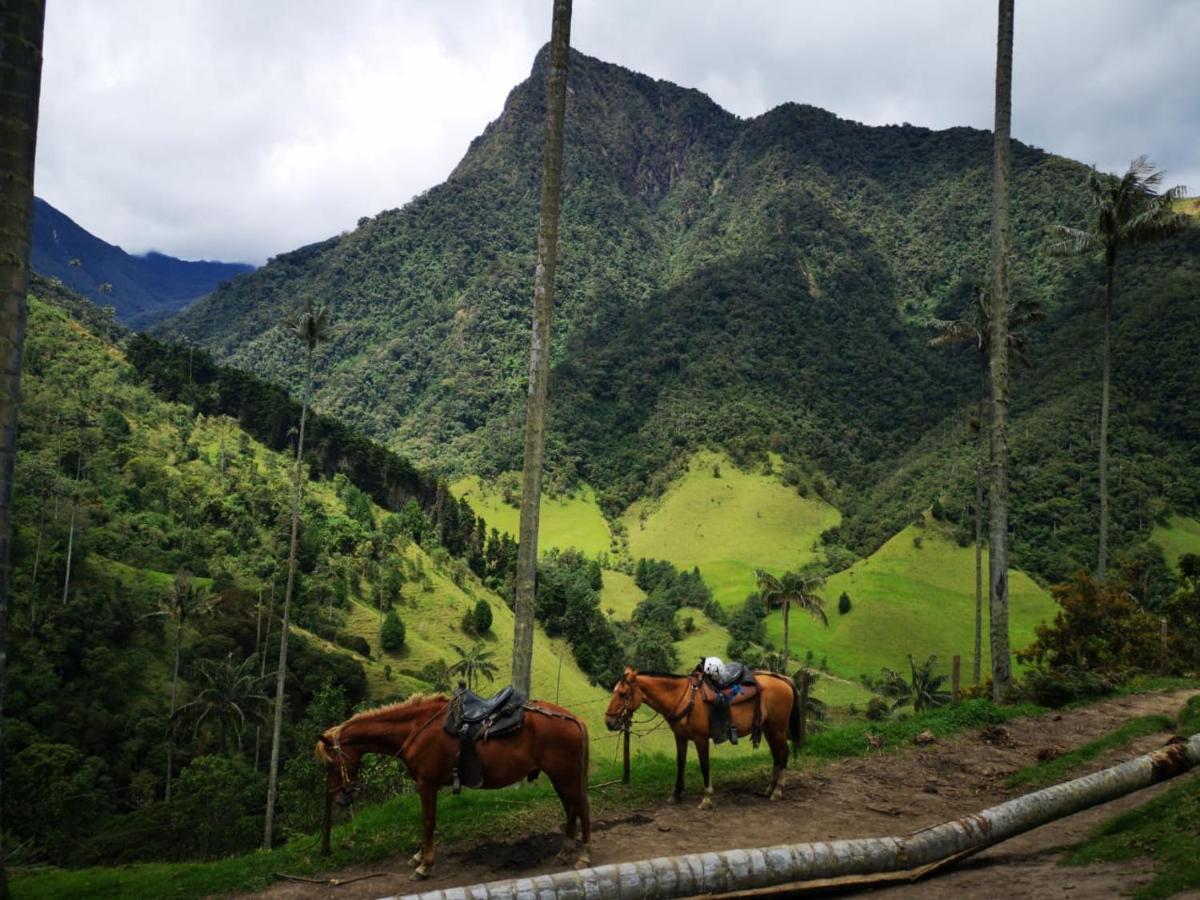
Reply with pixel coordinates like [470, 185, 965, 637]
[617, 671, 697, 727]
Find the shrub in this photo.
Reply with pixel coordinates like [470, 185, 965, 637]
[473, 598, 493, 634]
[838, 592, 852, 615]
[335, 631, 372, 658]
[381, 611, 406, 653]
[1023, 666, 1115, 709]
[865, 697, 889, 721]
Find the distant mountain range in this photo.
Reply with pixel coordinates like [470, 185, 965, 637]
[31, 197, 254, 328]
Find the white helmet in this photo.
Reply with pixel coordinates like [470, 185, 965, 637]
[703, 657, 724, 679]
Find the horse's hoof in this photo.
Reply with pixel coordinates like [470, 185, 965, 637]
[770, 788, 784, 801]
[413, 864, 430, 880]
[698, 797, 714, 811]
[666, 794, 681, 805]
[574, 856, 591, 870]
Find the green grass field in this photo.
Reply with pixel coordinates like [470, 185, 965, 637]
[770, 523, 1057, 685]
[600, 569, 644, 619]
[623, 451, 840, 608]
[1151, 515, 1200, 573]
[451, 475, 612, 557]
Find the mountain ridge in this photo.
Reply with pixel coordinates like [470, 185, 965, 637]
[156, 47, 1199, 578]
[32, 196, 254, 327]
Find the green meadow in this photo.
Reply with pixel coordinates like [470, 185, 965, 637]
[1151, 515, 1200, 572]
[773, 523, 1056, 683]
[624, 451, 840, 608]
[451, 475, 611, 557]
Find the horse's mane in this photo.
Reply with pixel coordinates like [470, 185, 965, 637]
[635, 670, 692, 679]
[346, 693, 449, 723]
[317, 693, 449, 758]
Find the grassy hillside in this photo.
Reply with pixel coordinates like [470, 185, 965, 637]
[1151, 515, 1200, 572]
[624, 452, 840, 608]
[771, 522, 1056, 683]
[451, 474, 611, 557]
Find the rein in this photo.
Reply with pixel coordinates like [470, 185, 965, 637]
[326, 703, 445, 795]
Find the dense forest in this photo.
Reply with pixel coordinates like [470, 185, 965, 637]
[159, 48, 1200, 583]
[3, 286, 525, 864]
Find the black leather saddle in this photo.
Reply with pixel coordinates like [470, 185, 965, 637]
[444, 684, 526, 792]
[454, 685, 522, 725]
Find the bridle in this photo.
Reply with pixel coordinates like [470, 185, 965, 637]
[614, 671, 697, 728]
[326, 705, 445, 798]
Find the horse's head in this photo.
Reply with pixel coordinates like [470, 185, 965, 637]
[315, 727, 362, 808]
[605, 666, 643, 731]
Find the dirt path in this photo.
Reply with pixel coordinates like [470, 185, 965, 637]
[249, 689, 1198, 900]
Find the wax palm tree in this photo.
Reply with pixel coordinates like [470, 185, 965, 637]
[264, 298, 331, 849]
[449, 642, 499, 692]
[987, 0, 1015, 702]
[0, 4, 46, 891]
[879, 655, 951, 713]
[511, 0, 573, 696]
[929, 284, 1041, 686]
[155, 571, 213, 801]
[756, 570, 828, 672]
[1049, 157, 1187, 580]
[176, 653, 270, 756]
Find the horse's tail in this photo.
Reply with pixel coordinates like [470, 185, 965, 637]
[787, 678, 802, 759]
[579, 717, 591, 823]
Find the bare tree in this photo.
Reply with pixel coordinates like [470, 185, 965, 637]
[511, 0, 573, 696]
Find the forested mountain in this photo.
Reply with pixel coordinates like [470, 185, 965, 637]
[31, 197, 253, 327]
[159, 47, 1200, 580]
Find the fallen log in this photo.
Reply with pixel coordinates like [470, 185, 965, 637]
[394, 732, 1200, 900]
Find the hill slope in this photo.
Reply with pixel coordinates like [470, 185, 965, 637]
[31, 196, 253, 327]
[158, 47, 1200, 581]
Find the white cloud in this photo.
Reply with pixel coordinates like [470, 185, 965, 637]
[35, 0, 1197, 264]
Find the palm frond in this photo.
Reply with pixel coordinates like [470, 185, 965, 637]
[1045, 224, 1097, 257]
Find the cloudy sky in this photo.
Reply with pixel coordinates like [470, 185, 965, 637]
[36, 0, 1197, 265]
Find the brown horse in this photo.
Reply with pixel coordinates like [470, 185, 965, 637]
[605, 667, 800, 809]
[316, 693, 591, 878]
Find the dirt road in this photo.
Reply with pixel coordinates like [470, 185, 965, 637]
[250, 689, 1198, 900]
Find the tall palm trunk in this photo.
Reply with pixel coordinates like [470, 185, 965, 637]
[165, 619, 183, 801]
[511, 0, 572, 695]
[987, 0, 1015, 702]
[1097, 254, 1114, 580]
[974, 368, 985, 685]
[254, 582, 274, 772]
[264, 350, 312, 849]
[781, 598, 791, 672]
[0, 3, 46, 893]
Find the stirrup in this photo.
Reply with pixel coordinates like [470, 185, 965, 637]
[452, 767, 462, 795]
[728, 726, 738, 745]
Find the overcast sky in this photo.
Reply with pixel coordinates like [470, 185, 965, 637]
[35, 0, 1198, 265]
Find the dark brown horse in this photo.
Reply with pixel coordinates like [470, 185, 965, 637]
[605, 667, 800, 809]
[316, 694, 591, 878]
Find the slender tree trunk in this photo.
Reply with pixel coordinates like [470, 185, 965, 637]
[781, 599, 790, 672]
[61, 496, 76, 606]
[974, 375, 985, 685]
[511, 0, 572, 696]
[264, 350, 312, 849]
[28, 495, 44, 627]
[1097, 257, 1114, 580]
[987, 0, 1015, 702]
[165, 618, 183, 801]
[255, 581, 274, 771]
[0, 4, 46, 894]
